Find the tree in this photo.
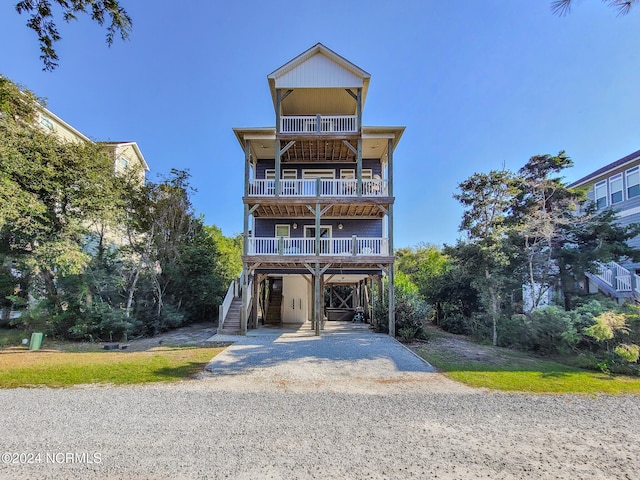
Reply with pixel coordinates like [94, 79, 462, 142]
[1, 76, 122, 313]
[513, 152, 579, 310]
[551, 0, 637, 16]
[512, 152, 640, 311]
[454, 169, 520, 345]
[15, 0, 132, 71]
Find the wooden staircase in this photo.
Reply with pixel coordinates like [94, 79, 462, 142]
[585, 261, 640, 304]
[265, 290, 282, 324]
[218, 297, 242, 334]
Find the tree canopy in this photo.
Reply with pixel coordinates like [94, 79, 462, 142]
[15, 0, 132, 71]
[1, 75, 241, 339]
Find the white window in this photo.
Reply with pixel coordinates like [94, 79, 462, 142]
[118, 156, 129, 169]
[304, 225, 332, 238]
[265, 169, 275, 180]
[594, 181, 607, 209]
[339, 169, 372, 179]
[282, 169, 298, 195]
[39, 115, 53, 131]
[302, 169, 335, 179]
[275, 224, 290, 238]
[609, 174, 623, 205]
[626, 166, 640, 199]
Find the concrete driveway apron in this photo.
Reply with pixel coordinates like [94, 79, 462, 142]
[205, 322, 436, 388]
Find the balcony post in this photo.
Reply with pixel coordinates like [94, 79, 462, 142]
[243, 140, 250, 257]
[356, 88, 362, 132]
[275, 139, 281, 196]
[352, 235, 357, 256]
[278, 236, 284, 256]
[356, 138, 362, 197]
[387, 137, 395, 337]
[316, 114, 321, 133]
[275, 89, 281, 134]
[314, 261, 321, 336]
[388, 138, 394, 197]
[316, 177, 321, 198]
[315, 202, 321, 256]
[388, 264, 395, 337]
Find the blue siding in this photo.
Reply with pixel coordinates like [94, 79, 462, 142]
[255, 159, 382, 179]
[582, 161, 640, 250]
[255, 218, 382, 238]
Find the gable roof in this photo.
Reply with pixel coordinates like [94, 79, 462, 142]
[267, 43, 371, 109]
[100, 141, 150, 172]
[569, 149, 640, 188]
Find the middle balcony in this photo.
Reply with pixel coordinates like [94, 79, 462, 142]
[248, 178, 389, 197]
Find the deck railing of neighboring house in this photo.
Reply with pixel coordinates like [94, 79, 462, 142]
[247, 178, 388, 197]
[594, 261, 634, 292]
[280, 115, 357, 134]
[247, 237, 389, 256]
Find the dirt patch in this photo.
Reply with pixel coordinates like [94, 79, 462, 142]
[17, 322, 225, 353]
[120, 322, 221, 351]
[404, 325, 539, 368]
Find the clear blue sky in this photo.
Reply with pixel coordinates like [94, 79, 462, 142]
[1, 1, 638, 248]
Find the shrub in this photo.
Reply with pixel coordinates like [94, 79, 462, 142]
[523, 306, 580, 354]
[615, 344, 640, 363]
[374, 272, 430, 339]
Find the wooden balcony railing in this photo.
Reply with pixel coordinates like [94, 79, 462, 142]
[280, 115, 358, 134]
[247, 237, 389, 256]
[247, 178, 388, 197]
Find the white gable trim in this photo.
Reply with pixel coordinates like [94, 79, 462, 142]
[277, 53, 364, 89]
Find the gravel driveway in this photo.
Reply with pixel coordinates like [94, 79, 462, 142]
[1, 323, 639, 479]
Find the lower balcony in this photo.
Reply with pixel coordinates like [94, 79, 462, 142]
[247, 237, 389, 256]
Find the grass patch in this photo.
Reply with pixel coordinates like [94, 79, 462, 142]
[0, 328, 29, 348]
[0, 346, 225, 388]
[414, 334, 640, 394]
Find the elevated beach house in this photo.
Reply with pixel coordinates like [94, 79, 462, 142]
[220, 44, 404, 335]
[569, 149, 640, 301]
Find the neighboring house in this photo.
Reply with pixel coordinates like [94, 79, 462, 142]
[36, 106, 150, 180]
[221, 43, 404, 335]
[569, 148, 640, 301]
[2, 100, 150, 319]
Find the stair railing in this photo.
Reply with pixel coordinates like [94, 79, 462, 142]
[218, 272, 242, 331]
[593, 261, 633, 293]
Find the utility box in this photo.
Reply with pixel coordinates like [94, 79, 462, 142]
[29, 332, 43, 350]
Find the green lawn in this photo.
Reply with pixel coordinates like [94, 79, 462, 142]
[0, 346, 225, 388]
[413, 332, 640, 395]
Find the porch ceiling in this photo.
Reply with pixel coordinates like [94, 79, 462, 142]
[281, 139, 357, 163]
[234, 127, 404, 161]
[244, 256, 394, 270]
[243, 199, 392, 218]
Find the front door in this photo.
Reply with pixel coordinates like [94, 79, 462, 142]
[282, 276, 308, 324]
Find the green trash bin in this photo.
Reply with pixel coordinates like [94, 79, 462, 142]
[29, 332, 43, 351]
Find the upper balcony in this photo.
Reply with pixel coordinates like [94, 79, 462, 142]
[280, 115, 358, 135]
